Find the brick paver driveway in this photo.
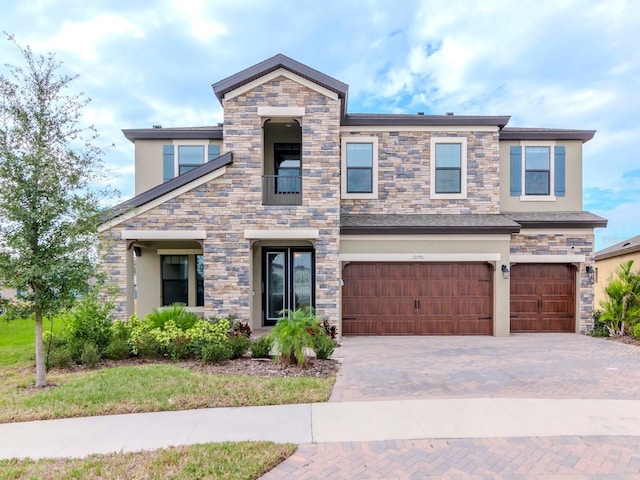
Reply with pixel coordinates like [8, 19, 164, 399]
[330, 334, 640, 401]
[262, 334, 640, 479]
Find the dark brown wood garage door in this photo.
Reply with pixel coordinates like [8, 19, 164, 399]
[342, 263, 493, 335]
[510, 264, 576, 333]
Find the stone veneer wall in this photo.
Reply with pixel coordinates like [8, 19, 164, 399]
[340, 131, 500, 214]
[102, 76, 342, 325]
[510, 232, 596, 332]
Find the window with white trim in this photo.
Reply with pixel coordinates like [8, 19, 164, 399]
[509, 141, 564, 201]
[162, 141, 221, 182]
[430, 136, 467, 199]
[341, 136, 378, 199]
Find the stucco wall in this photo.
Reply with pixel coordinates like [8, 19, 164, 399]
[594, 252, 640, 308]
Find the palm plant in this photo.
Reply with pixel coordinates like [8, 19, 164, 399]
[599, 260, 640, 336]
[268, 306, 318, 365]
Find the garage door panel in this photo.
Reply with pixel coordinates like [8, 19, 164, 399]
[342, 262, 493, 336]
[510, 264, 575, 333]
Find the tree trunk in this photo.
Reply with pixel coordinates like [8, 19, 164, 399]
[34, 309, 46, 387]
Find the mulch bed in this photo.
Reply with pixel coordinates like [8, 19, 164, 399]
[608, 335, 640, 347]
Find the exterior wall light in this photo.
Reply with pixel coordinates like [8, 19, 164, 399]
[586, 265, 595, 283]
[501, 264, 510, 280]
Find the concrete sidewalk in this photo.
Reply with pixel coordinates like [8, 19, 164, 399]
[3, 398, 640, 460]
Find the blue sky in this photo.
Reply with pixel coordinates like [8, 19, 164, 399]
[1, 0, 638, 251]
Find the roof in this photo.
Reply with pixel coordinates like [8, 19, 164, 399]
[101, 152, 233, 223]
[500, 127, 595, 142]
[340, 214, 521, 235]
[212, 54, 349, 104]
[595, 234, 640, 261]
[343, 114, 510, 128]
[503, 211, 608, 229]
[122, 126, 223, 143]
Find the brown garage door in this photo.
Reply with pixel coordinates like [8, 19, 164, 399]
[510, 264, 576, 333]
[342, 263, 493, 335]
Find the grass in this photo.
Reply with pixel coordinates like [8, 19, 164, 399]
[0, 318, 335, 423]
[0, 441, 297, 480]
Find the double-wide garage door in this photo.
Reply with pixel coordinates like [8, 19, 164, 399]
[342, 263, 493, 335]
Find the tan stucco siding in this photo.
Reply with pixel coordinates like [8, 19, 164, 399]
[594, 252, 640, 308]
[340, 130, 501, 215]
[499, 140, 583, 212]
[134, 139, 223, 195]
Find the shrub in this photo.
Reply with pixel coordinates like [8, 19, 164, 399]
[146, 304, 199, 331]
[312, 331, 336, 360]
[634, 322, 640, 340]
[46, 339, 73, 370]
[80, 342, 100, 368]
[269, 307, 318, 365]
[251, 336, 273, 359]
[229, 319, 252, 338]
[228, 335, 251, 359]
[166, 334, 191, 361]
[599, 260, 640, 336]
[319, 319, 338, 340]
[200, 340, 233, 363]
[590, 310, 609, 337]
[104, 337, 131, 360]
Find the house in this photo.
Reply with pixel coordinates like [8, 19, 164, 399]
[99, 54, 607, 337]
[594, 234, 640, 307]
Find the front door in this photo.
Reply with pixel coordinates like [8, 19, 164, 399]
[263, 248, 315, 326]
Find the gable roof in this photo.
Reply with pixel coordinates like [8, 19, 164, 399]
[500, 127, 595, 143]
[595, 234, 640, 261]
[100, 152, 233, 224]
[212, 54, 349, 105]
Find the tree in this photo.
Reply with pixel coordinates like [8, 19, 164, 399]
[599, 260, 640, 336]
[0, 35, 110, 387]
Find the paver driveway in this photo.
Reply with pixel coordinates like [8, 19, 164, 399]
[262, 334, 640, 479]
[330, 334, 640, 401]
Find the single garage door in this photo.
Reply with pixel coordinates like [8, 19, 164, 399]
[342, 262, 493, 335]
[510, 264, 576, 333]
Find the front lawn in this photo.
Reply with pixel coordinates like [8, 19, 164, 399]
[0, 318, 335, 423]
[0, 441, 296, 480]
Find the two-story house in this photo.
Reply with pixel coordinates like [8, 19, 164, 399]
[99, 54, 607, 337]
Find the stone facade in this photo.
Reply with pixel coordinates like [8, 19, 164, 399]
[510, 232, 596, 331]
[341, 131, 500, 215]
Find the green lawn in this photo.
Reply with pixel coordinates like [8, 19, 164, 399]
[0, 441, 297, 480]
[0, 318, 335, 423]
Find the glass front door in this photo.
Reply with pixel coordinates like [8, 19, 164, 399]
[263, 248, 314, 326]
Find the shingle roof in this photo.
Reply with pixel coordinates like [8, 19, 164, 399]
[503, 211, 608, 229]
[122, 126, 223, 143]
[595, 234, 640, 261]
[340, 214, 521, 234]
[500, 127, 595, 142]
[343, 114, 510, 128]
[101, 152, 233, 223]
[212, 54, 349, 104]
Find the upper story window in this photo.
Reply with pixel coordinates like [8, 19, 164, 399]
[510, 142, 565, 200]
[162, 142, 221, 182]
[341, 136, 378, 199]
[430, 136, 467, 199]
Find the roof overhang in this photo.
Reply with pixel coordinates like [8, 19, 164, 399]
[504, 211, 608, 229]
[122, 127, 223, 143]
[500, 128, 596, 143]
[343, 114, 511, 129]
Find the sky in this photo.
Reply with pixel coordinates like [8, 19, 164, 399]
[0, 0, 638, 251]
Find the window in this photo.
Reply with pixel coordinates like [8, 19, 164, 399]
[162, 143, 221, 182]
[161, 254, 204, 307]
[341, 136, 378, 199]
[509, 142, 565, 200]
[275, 143, 301, 194]
[430, 136, 467, 199]
[524, 146, 550, 195]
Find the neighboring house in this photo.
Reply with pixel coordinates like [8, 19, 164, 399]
[594, 234, 640, 308]
[99, 54, 607, 337]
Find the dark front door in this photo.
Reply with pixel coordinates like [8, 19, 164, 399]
[263, 248, 314, 326]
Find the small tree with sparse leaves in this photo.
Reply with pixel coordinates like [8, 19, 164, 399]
[0, 34, 113, 387]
